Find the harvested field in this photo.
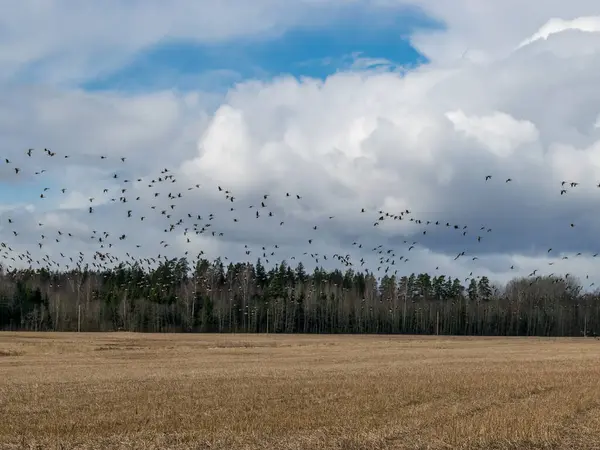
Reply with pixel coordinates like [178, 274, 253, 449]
[1, 333, 599, 449]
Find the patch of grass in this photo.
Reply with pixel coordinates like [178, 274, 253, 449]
[94, 345, 146, 351]
[0, 332, 599, 449]
[208, 340, 280, 349]
[0, 349, 22, 357]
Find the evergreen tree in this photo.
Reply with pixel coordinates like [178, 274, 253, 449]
[0, 257, 594, 337]
[467, 279, 479, 302]
[478, 276, 492, 301]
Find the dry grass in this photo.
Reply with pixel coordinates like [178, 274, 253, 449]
[1, 333, 600, 450]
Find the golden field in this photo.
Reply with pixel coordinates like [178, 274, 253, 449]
[0, 333, 599, 450]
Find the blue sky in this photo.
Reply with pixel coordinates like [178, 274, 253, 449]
[1, 4, 443, 207]
[83, 5, 442, 93]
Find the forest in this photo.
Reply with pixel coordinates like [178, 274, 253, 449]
[0, 257, 598, 337]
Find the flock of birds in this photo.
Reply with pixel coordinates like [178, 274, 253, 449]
[0, 147, 599, 290]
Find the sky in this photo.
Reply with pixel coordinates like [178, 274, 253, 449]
[2, 0, 600, 290]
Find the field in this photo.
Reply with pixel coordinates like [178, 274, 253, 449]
[1, 334, 599, 450]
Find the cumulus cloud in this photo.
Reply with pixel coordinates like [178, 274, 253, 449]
[445, 110, 540, 158]
[2, 1, 600, 290]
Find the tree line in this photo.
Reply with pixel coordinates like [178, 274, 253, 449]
[0, 257, 598, 337]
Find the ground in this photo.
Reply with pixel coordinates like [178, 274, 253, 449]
[0, 333, 599, 449]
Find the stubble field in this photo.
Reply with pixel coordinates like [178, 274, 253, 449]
[0, 333, 599, 450]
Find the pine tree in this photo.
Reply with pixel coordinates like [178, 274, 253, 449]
[478, 276, 492, 301]
[467, 279, 479, 302]
[255, 258, 267, 288]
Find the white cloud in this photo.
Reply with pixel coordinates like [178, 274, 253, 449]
[408, 1, 600, 64]
[445, 110, 539, 158]
[517, 16, 600, 48]
[3, 2, 600, 291]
